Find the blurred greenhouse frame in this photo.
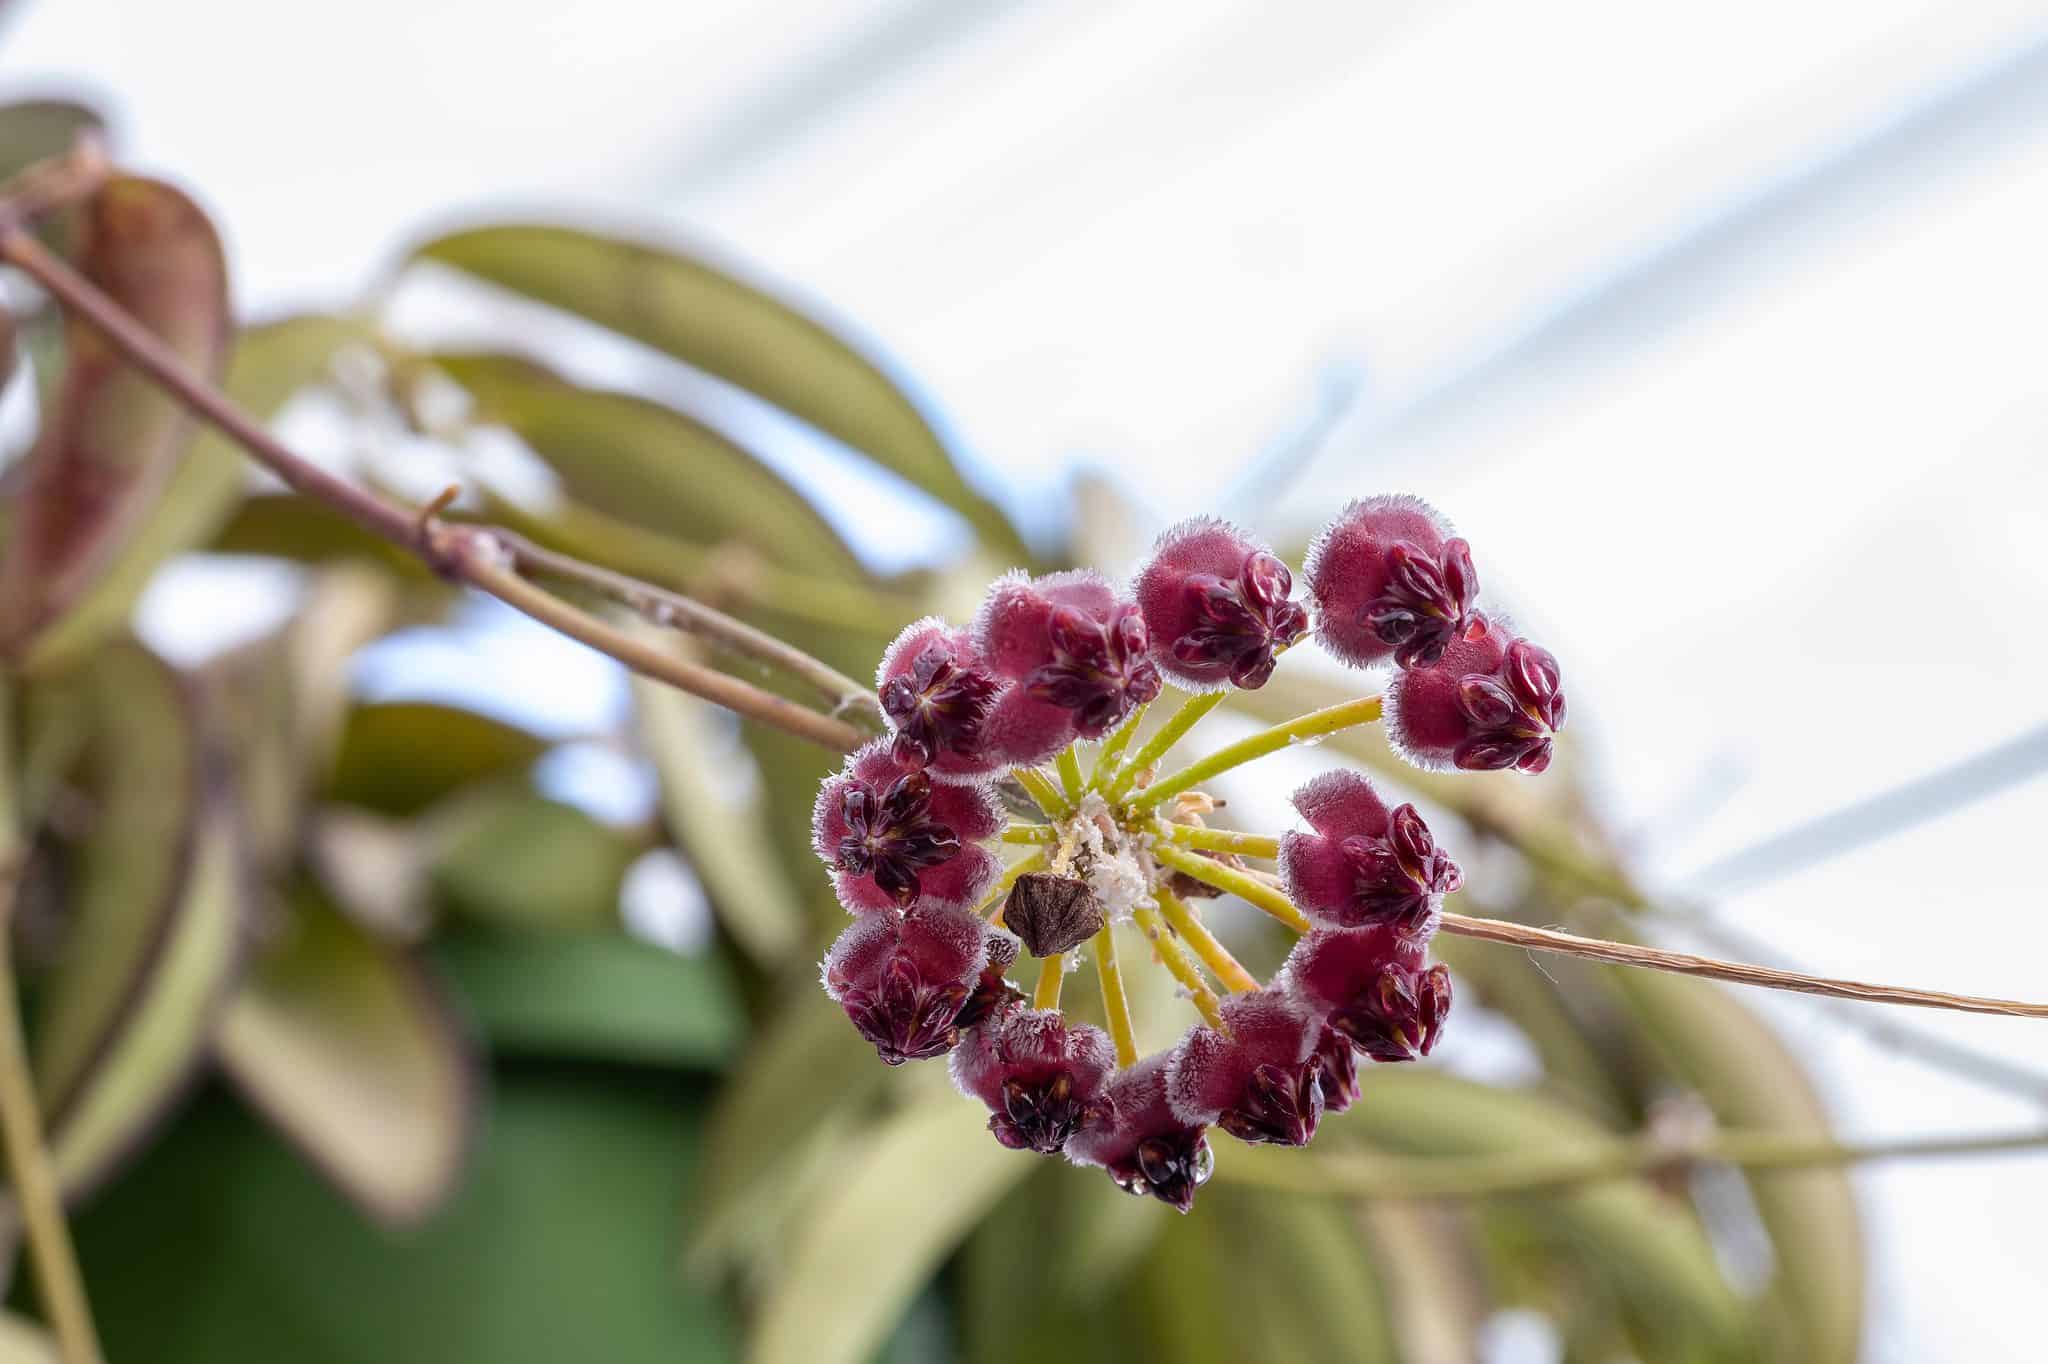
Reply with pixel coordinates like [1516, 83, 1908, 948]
[0, 65, 2026, 1363]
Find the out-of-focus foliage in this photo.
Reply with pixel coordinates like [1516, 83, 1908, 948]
[0, 100, 1863, 1364]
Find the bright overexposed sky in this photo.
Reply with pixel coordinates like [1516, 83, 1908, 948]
[7, 3, 2048, 1359]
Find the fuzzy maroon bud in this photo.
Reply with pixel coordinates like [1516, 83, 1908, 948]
[1166, 990, 1326, 1147]
[813, 741, 1001, 911]
[1311, 1025, 1362, 1113]
[1279, 771, 1460, 937]
[1003, 873, 1106, 958]
[1133, 518, 1309, 691]
[952, 1008, 1115, 1154]
[1066, 1053, 1215, 1213]
[974, 570, 1162, 762]
[1385, 616, 1566, 774]
[1304, 495, 1479, 671]
[821, 905, 991, 1065]
[1285, 926, 1452, 1063]
[876, 617, 1002, 780]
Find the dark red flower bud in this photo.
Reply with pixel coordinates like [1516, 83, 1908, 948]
[1304, 495, 1479, 671]
[1311, 1024, 1362, 1113]
[1166, 990, 1326, 1147]
[952, 1008, 1116, 1154]
[1385, 616, 1566, 774]
[813, 741, 1001, 911]
[821, 904, 993, 1064]
[876, 617, 1003, 780]
[953, 933, 1023, 1031]
[1286, 927, 1452, 1063]
[974, 570, 1162, 762]
[1133, 518, 1309, 691]
[1066, 1053, 1215, 1213]
[1279, 771, 1460, 937]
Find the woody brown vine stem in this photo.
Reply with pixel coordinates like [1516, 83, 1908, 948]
[7, 161, 2046, 1028]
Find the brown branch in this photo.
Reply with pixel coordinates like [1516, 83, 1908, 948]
[1440, 912, 2048, 1019]
[0, 226, 868, 756]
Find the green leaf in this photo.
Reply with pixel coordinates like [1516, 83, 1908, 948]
[1610, 967, 1863, 1364]
[0, 100, 101, 182]
[427, 788, 644, 934]
[430, 351, 867, 580]
[23, 315, 375, 670]
[632, 640, 805, 966]
[0, 177, 233, 661]
[1320, 1070, 1754, 1362]
[959, 1169, 1151, 1364]
[214, 887, 476, 1226]
[749, 1102, 1030, 1364]
[408, 224, 1028, 559]
[72, 1072, 739, 1363]
[209, 492, 435, 579]
[433, 926, 744, 1070]
[325, 702, 546, 816]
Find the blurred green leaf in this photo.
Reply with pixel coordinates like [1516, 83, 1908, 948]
[210, 492, 434, 578]
[960, 1169, 1150, 1364]
[1135, 1183, 1399, 1364]
[326, 702, 546, 816]
[431, 351, 867, 581]
[434, 926, 744, 1070]
[0, 177, 232, 662]
[214, 887, 476, 1226]
[409, 223, 1028, 560]
[0, 99, 100, 181]
[72, 1071, 738, 1363]
[428, 788, 643, 934]
[24, 315, 374, 670]
[632, 643, 805, 967]
[1611, 966, 1863, 1364]
[1318, 1069, 1754, 1362]
[1356, 1202, 1487, 1364]
[750, 1102, 1029, 1364]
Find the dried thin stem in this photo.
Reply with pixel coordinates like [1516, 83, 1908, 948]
[1127, 694, 1382, 812]
[485, 528, 880, 718]
[1134, 900, 1227, 1031]
[1155, 889, 1260, 992]
[1032, 953, 1066, 1011]
[1221, 1125, 2048, 1201]
[1105, 691, 1228, 801]
[0, 697, 104, 1364]
[0, 227, 869, 758]
[1439, 911, 2048, 1019]
[1149, 839, 1312, 932]
[1092, 927, 1139, 1067]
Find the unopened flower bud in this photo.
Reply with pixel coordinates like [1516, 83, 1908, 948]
[813, 741, 1001, 911]
[1385, 616, 1566, 774]
[1279, 770, 1460, 937]
[952, 1008, 1116, 1154]
[1066, 1053, 1215, 1213]
[876, 617, 1002, 780]
[1133, 518, 1309, 691]
[1286, 926, 1452, 1063]
[1305, 495, 1479, 671]
[1166, 990, 1326, 1147]
[974, 570, 1162, 763]
[821, 905, 990, 1064]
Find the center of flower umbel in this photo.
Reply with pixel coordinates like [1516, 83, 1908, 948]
[814, 499, 1566, 1212]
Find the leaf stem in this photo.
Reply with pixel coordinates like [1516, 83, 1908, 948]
[1087, 705, 1149, 790]
[1133, 900, 1227, 1031]
[1010, 767, 1070, 820]
[1158, 824, 1280, 859]
[0, 699, 104, 1364]
[1220, 1125, 2048, 1201]
[1000, 824, 1056, 845]
[1105, 691, 1228, 801]
[1126, 694, 1382, 813]
[1155, 890, 1260, 992]
[1092, 927, 1139, 1066]
[1032, 954, 1066, 1011]
[1055, 746, 1084, 805]
[1149, 840, 1312, 932]
[0, 228, 869, 757]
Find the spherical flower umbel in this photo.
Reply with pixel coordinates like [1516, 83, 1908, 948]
[953, 1007, 1117, 1153]
[975, 570, 1163, 763]
[821, 905, 998, 1064]
[1066, 1052, 1214, 1212]
[805, 488, 1569, 1210]
[812, 741, 1001, 910]
[1279, 770, 1461, 938]
[1167, 990, 1327, 1147]
[1305, 495, 1478, 670]
[1386, 615, 1566, 773]
[876, 617, 1002, 779]
[1133, 518, 1310, 690]
[1288, 926, 1453, 1063]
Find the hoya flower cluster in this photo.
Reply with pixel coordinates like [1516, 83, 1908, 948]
[814, 496, 1565, 1211]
